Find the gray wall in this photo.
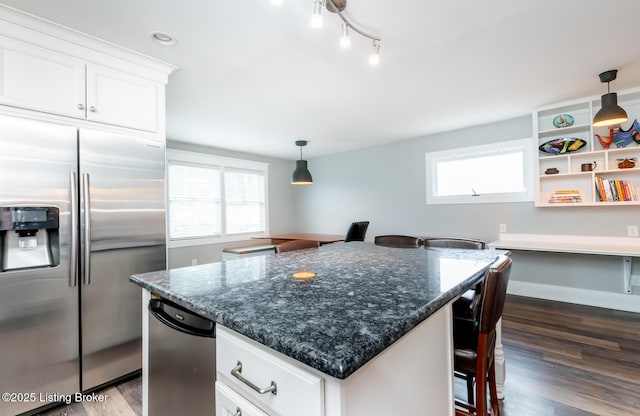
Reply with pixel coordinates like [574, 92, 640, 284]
[167, 140, 294, 268]
[293, 115, 640, 296]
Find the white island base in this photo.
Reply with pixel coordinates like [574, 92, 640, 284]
[215, 305, 456, 416]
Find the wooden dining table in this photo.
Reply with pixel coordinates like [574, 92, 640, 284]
[256, 233, 345, 245]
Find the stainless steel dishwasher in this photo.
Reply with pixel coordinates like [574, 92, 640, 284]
[148, 297, 216, 416]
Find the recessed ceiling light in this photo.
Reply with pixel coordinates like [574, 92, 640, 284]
[150, 31, 176, 46]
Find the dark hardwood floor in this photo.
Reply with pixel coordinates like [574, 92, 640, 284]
[34, 377, 141, 416]
[495, 295, 640, 416]
[35, 295, 640, 416]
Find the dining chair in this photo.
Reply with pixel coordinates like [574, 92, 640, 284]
[453, 255, 512, 416]
[374, 235, 423, 248]
[344, 221, 370, 242]
[274, 239, 320, 253]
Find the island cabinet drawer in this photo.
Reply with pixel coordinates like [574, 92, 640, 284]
[217, 326, 324, 416]
[216, 381, 270, 416]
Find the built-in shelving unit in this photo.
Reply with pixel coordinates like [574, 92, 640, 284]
[534, 88, 640, 206]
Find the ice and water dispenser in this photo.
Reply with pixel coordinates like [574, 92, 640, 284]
[0, 207, 60, 271]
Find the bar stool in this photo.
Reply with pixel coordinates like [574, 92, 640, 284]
[423, 238, 487, 323]
[374, 235, 423, 248]
[454, 255, 512, 416]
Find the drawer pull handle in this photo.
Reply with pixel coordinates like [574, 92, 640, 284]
[233, 407, 242, 416]
[230, 361, 278, 396]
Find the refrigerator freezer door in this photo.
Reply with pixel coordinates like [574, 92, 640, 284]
[79, 129, 166, 391]
[0, 115, 79, 415]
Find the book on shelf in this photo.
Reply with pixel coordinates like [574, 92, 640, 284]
[548, 189, 582, 203]
[594, 177, 637, 202]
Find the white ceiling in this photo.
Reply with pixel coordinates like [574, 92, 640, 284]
[3, 0, 640, 159]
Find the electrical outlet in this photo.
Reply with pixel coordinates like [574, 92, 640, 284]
[191, 258, 198, 266]
[628, 226, 638, 237]
[499, 224, 507, 233]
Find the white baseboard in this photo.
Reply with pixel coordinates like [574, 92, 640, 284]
[507, 280, 640, 313]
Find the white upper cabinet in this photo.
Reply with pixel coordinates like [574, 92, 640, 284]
[0, 39, 160, 132]
[86, 64, 158, 132]
[0, 5, 177, 135]
[0, 39, 85, 118]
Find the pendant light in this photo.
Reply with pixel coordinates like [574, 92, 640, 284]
[593, 69, 628, 127]
[291, 140, 313, 185]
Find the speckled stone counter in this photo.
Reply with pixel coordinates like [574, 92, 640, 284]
[130, 242, 500, 379]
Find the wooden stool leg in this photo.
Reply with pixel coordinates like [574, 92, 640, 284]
[476, 371, 487, 416]
[489, 362, 500, 416]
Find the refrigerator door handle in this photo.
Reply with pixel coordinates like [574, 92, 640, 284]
[81, 173, 91, 285]
[69, 171, 79, 287]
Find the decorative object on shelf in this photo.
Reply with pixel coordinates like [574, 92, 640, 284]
[595, 128, 615, 149]
[291, 140, 313, 185]
[544, 167, 559, 175]
[548, 189, 582, 203]
[309, 0, 382, 66]
[552, 114, 574, 128]
[593, 69, 628, 127]
[538, 138, 586, 155]
[581, 161, 597, 172]
[613, 119, 640, 148]
[617, 158, 637, 169]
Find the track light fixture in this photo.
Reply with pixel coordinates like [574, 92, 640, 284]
[316, 0, 382, 66]
[593, 69, 628, 127]
[339, 23, 351, 48]
[291, 140, 313, 185]
[271, 0, 382, 65]
[310, 0, 324, 28]
[369, 40, 381, 66]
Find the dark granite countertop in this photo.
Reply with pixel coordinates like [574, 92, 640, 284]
[130, 242, 500, 379]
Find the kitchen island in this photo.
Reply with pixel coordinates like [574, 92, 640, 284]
[131, 242, 501, 416]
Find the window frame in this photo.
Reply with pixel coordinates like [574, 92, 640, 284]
[167, 149, 269, 248]
[425, 138, 534, 205]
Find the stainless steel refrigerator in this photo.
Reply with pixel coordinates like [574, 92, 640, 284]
[0, 114, 166, 415]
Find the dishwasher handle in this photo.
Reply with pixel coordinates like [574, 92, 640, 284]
[149, 298, 215, 338]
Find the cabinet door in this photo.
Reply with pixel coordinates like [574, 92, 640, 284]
[0, 39, 85, 118]
[86, 64, 158, 132]
[216, 382, 270, 416]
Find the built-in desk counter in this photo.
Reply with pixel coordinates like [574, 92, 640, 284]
[489, 233, 640, 294]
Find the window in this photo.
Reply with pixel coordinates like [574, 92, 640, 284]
[425, 138, 534, 204]
[224, 170, 266, 235]
[167, 149, 269, 247]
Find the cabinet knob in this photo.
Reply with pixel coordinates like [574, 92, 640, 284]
[233, 408, 242, 416]
[89, 106, 96, 112]
[77, 104, 85, 110]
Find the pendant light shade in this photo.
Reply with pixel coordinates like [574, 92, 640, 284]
[292, 160, 313, 184]
[291, 140, 313, 185]
[593, 70, 628, 127]
[593, 92, 628, 127]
